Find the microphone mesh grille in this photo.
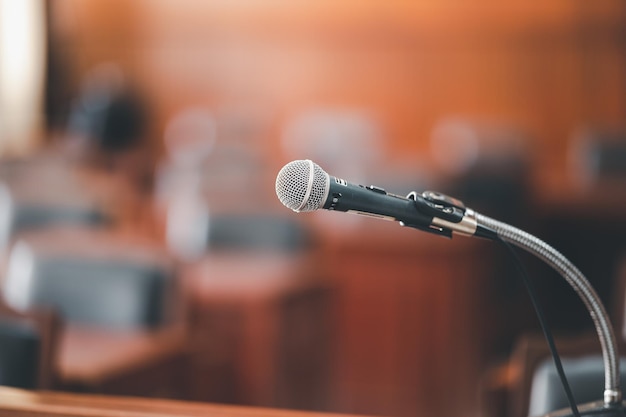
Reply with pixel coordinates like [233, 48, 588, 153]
[275, 160, 329, 212]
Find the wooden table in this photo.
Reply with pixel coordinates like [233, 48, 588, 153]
[56, 325, 188, 399]
[180, 252, 335, 410]
[0, 387, 375, 417]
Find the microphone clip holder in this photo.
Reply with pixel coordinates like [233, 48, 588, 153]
[403, 191, 486, 238]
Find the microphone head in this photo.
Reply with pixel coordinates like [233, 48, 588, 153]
[275, 159, 330, 212]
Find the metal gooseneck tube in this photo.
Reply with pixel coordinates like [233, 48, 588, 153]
[475, 212, 622, 407]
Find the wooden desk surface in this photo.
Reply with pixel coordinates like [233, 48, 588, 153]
[57, 325, 187, 386]
[0, 387, 374, 417]
[181, 252, 323, 301]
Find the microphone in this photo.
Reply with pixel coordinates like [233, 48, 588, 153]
[275, 159, 495, 239]
[275, 159, 625, 417]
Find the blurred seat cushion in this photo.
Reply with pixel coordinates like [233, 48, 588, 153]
[528, 356, 626, 416]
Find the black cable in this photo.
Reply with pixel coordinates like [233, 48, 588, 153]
[496, 236, 581, 417]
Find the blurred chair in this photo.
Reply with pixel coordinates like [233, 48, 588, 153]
[0, 227, 187, 399]
[160, 165, 312, 259]
[528, 355, 626, 416]
[165, 206, 313, 261]
[11, 203, 107, 234]
[511, 247, 626, 417]
[155, 103, 277, 217]
[2, 228, 179, 330]
[155, 106, 289, 260]
[0, 301, 61, 389]
[206, 212, 313, 253]
[569, 128, 626, 189]
[480, 333, 606, 417]
[0, 155, 110, 251]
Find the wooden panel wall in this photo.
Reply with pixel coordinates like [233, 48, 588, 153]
[49, 1, 626, 175]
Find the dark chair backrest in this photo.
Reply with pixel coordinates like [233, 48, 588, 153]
[0, 319, 41, 388]
[28, 258, 175, 329]
[207, 213, 312, 253]
[0, 302, 60, 389]
[570, 129, 626, 186]
[528, 356, 626, 416]
[3, 230, 178, 330]
[12, 204, 108, 233]
[502, 333, 603, 417]
[0, 160, 110, 241]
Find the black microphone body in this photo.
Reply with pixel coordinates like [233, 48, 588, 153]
[322, 175, 432, 225]
[275, 159, 489, 238]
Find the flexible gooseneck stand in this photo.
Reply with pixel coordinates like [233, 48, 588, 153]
[274, 160, 624, 416]
[405, 188, 623, 416]
[476, 212, 624, 416]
